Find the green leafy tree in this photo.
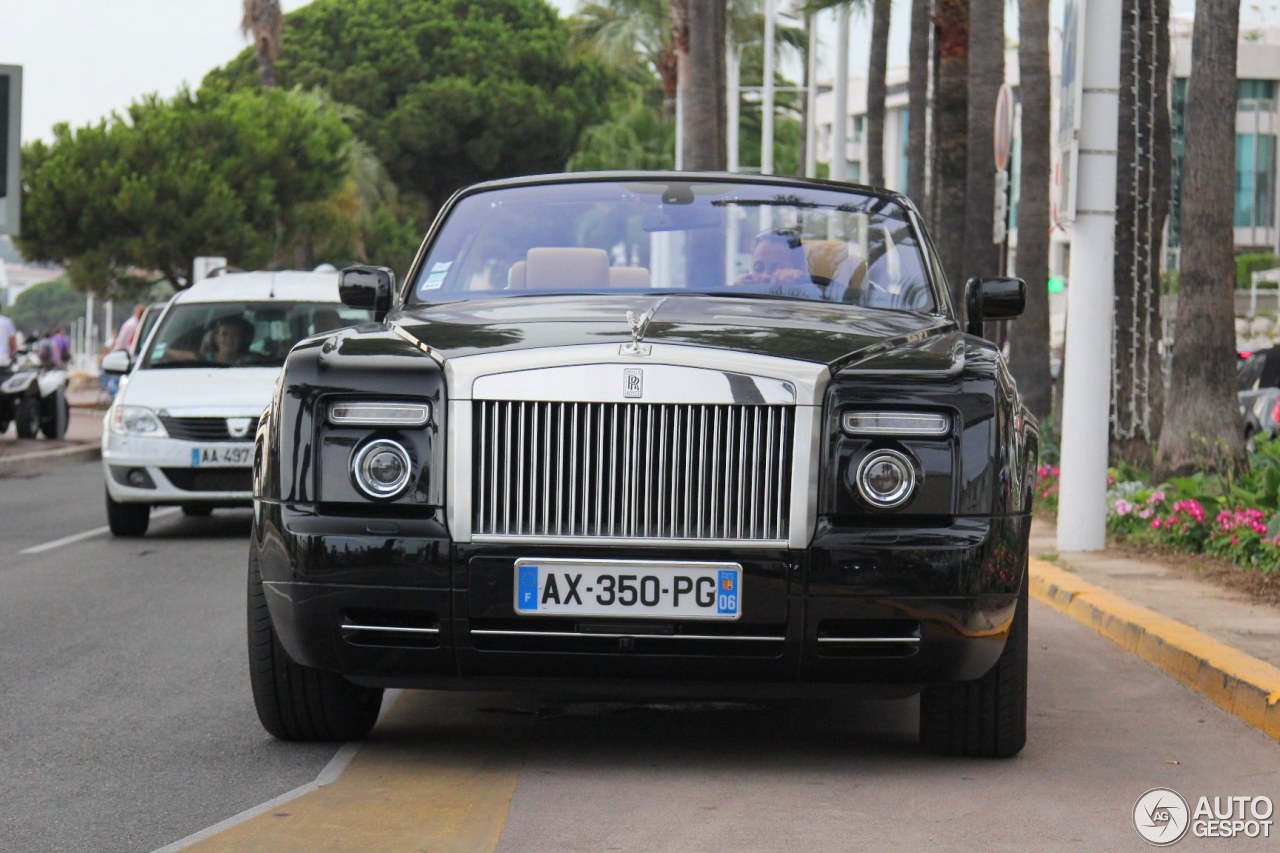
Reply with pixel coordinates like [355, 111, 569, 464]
[18, 85, 352, 294]
[209, 0, 616, 215]
[567, 97, 676, 171]
[8, 277, 85, 334]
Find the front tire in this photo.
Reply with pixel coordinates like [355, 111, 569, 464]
[105, 488, 150, 537]
[248, 547, 383, 741]
[919, 575, 1028, 758]
[15, 394, 40, 438]
[40, 387, 69, 440]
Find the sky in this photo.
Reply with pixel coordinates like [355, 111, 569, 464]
[1, 0, 1277, 146]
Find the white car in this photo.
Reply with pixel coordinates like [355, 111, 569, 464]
[101, 270, 371, 536]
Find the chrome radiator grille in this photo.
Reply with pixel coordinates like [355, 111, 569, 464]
[473, 401, 793, 541]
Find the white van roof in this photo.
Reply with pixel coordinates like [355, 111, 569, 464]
[174, 270, 342, 304]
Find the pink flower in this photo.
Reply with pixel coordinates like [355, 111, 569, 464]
[1151, 518, 1162, 529]
[1137, 508, 1153, 519]
[1148, 491, 1165, 505]
[1114, 499, 1133, 516]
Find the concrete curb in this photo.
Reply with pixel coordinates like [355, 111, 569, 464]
[1029, 557, 1280, 741]
[0, 444, 100, 478]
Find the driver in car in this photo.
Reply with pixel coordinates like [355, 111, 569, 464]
[733, 227, 829, 300]
[207, 316, 254, 365]
[165, 315, 255, 365]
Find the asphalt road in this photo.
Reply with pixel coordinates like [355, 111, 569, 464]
[4, 461, 1279, 851]
[0, 462, 338, 853]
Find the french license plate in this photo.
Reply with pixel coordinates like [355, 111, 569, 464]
[191, 445, 252, 467]
[513, 558, 742, 620]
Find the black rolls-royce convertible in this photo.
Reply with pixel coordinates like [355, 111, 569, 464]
[248, 172, 1037, 757]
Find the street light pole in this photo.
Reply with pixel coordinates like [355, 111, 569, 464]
[830, 6, 850, 180]
[1058, 0, 1123, 552]
[762, 0, 776, 175]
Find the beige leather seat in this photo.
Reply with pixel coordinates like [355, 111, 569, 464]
[608, 266, 650, 289]
[507, 260, 527, 290]
[523, 248, 610, 290]
[802, 239, 867, 292]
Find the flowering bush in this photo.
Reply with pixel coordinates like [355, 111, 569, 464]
[1095, 461, 1280, 573]
[1036, 464, 1060, 513]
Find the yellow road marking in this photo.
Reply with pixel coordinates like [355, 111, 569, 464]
[1030, 557, 1280, 740]
[187, 692, 533, 852]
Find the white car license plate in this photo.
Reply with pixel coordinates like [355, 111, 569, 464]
[191, 445, 252, 467]
[513, 558, 742, 620]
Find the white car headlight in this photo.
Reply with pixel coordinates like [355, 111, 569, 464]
[109, 405, 169, 437]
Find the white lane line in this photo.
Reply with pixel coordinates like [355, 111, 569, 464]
[19, 508, 181, 554]
[150, 691, 402, 853]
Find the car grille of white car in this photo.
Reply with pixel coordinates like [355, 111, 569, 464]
[471, 400, 793, 542]
[159, 416, 259, 442]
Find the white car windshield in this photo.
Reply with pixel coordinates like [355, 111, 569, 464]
[409, 179, 938, 312]
[140, 302, 369, 369]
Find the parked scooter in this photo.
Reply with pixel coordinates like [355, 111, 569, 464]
[0, 346, 69, 439]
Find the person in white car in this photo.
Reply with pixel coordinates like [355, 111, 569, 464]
[101, 270, 372, 536]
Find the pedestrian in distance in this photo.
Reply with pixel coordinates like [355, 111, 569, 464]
[0, 303, 17, 370]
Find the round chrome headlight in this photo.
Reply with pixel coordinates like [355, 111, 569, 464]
[351, 439, 412, 499]
[855, 449, 916, 509]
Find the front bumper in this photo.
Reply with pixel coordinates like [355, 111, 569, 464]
[256, 501, 1030, 692]
[102, 431, 253, 505]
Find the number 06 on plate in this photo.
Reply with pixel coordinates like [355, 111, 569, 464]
[514, 558, 742, 620]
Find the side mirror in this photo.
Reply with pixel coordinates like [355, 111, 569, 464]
[964, 277, 1026, 337]
[101, 350, 133, 375]
[339, 265, 395, 321]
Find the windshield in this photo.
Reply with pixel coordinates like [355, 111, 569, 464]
[409, 179, 938, 312]
[140, 301, 371, 369]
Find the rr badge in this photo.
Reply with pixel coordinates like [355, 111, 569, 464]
[623, 368, 643, 398]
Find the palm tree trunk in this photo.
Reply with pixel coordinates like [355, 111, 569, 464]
[962, 0, 1001, 284]
[1147, 0, 1171, 442]
[932, 0, 969, 309]
[1110, 0, 1167, 466]
[684, 0, 727, 170]
[1155, 0, 1244, 479]
[671, 0, 690, 128]
[866, 0, 891, 187]
[1007, 0, 1051, 421]
[907, 0, 931, 206]
[241, 0, 282, 89]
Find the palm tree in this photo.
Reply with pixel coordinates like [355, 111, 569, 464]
[1007, 0, 1051, 421]
[1155, 0, 1244, 478]
[962, 0, 1001, 285]
[682, 0, 727, 169]
[572, 0, 680, 117]
[931, 0, 967, 308]
[907, 0, 930, 206]
[1110, 0, 1170, 465]
[865, 0, 891, 186]
[240, 0, 283, 89]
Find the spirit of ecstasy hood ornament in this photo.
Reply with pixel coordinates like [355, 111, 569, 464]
[621, 298, 666, 356]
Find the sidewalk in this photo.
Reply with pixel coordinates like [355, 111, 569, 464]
[1029, 517, 1280, 740]
[0, 388, 105, 477]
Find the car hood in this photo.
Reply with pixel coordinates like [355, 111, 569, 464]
[117, 366, 280, 416]
[394, 294, 962, 374]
